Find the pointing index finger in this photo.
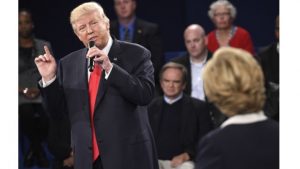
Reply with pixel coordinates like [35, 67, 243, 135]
[44, 45, 51, 56]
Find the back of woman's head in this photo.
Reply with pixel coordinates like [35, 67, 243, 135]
[203, 47, 265, 116]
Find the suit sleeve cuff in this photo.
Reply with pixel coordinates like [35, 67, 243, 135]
[104, 64, 114, 79]
[39, 75, 57, 88]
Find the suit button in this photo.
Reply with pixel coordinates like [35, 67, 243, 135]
[88, 146, 92, 150]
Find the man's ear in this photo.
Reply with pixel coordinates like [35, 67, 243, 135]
[182, 82, 187, 90]
[204, 36, 208, 46]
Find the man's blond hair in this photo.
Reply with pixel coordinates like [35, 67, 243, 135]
[70, 2, 110, 32]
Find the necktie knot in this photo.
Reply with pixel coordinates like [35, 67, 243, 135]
[124, 27, 131, 42]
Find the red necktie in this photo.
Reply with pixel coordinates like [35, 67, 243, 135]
[88, 64, 102, 161]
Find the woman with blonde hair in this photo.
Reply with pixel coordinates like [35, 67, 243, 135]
[195, 47, 279, 169]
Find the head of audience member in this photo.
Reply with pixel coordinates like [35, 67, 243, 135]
[19, 9, 34, 39]
[184, 24, 207, 62]
[208, 0, 237, 30]
[275, 15, 279, 41]
[114, 0, 136, 21]
[159, 62, 187, 100]
[203, 47, 266, 117]
[70, 2, 110, 49]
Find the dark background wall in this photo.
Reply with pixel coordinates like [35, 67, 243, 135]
[19, 0, 279, 59]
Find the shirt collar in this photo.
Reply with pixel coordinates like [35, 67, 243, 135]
[189, 51, 208, 66]
[102, 36, 113, 55]
[119, 16, 136, 31]
[163, 92, 183, 105]
[220, 111, 267, 128]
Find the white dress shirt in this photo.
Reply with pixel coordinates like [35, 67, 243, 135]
[163, 92, 183, 105]
[190, 55, 207, 101]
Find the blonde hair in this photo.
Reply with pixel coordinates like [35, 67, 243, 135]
[208, 0, 237, 20]
[70, 2, 110, 31]
[203, 47, 265, 116]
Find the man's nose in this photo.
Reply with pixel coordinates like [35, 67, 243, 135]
[87, 25, 93, 34]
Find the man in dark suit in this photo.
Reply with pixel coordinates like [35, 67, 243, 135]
[148, 62, 213, 169]
[110, 0, 164, 95]
[35, 2, 158, 169]
[171, 24, 210, 101]
[171, 24, 225, 128]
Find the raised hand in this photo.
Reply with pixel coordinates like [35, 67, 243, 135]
[86, 46, 113, 73]
[34, 45, 57, 82]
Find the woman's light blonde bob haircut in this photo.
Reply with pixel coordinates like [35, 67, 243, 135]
[203, 47, 265, 116]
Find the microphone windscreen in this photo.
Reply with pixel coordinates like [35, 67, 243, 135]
[88, 41, 95, 48]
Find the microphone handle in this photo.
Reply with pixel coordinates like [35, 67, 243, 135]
[89, 56, 95, 72]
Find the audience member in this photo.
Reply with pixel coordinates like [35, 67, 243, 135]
[171, 24, 226, 127]
[196, 47, 279, 169]
[35, 2, 158, 169]
[148, 62, 213, 169]
[19, 9, 50, 168]
[110, 0, 164, 95]
[207, 0, 255, 55]
[171, 24, 210, 101]
[258, 16, 279, 121]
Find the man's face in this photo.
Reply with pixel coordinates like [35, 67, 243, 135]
[74, 11, 110, 49]
[19, 11, 34, 38]
[212, 5, 232, 30]
[114, 0, 136, 20]
[184, 29, 206, 59]
[160, 68, 186, 100]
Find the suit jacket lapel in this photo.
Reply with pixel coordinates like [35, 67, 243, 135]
[184, 54, 192, 95]
[133, 19, 143, 43]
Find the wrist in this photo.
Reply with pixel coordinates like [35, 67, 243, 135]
[43, 74, 55, 82]
[105, 62, 113, 74]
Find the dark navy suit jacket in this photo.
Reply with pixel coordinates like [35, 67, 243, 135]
[40, 39, 159, 169]
[195, 119, 279, 169]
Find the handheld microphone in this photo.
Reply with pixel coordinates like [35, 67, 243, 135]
[88, 41, 95, 72]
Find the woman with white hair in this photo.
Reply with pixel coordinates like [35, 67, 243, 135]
[195, 47, 279, 169]
[207, 0, 255, 55]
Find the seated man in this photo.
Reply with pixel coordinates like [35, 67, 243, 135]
[171, 24, 226, 128]
[148, 62, 213, 169]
